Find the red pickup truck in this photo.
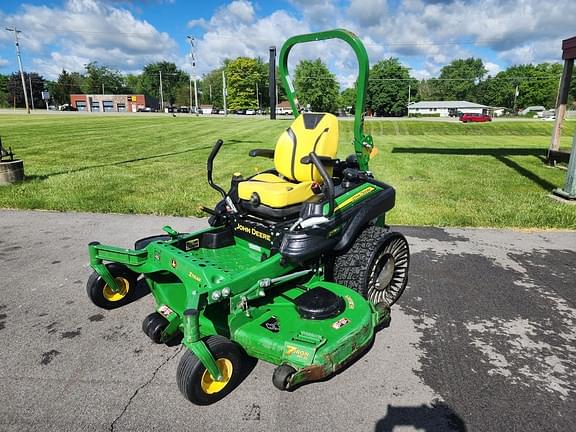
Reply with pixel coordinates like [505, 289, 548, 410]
[459, 113, 492, 123]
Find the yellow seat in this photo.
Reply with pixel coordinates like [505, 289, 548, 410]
[238, 113, 339, 209]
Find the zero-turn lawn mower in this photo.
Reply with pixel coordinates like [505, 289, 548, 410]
[86, 29, 410, 405]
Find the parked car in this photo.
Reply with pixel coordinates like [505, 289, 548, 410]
[246, 109, 256, 115]
[459, 113, 491, 123]
[211, 108, 219, 114]
[60, 104, 78, 111]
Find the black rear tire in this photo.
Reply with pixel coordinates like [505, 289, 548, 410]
[86, 263, 139, 310]
[177, 336, 244, 405]
[330, 226, 409, 306]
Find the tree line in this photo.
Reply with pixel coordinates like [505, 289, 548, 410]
[1, 57, 574, 115]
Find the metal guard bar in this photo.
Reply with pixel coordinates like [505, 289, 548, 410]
[278, 28, 371, 170]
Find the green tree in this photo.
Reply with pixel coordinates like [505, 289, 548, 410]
[225, 57, 264, 110]
[0, 74, 9, 107]
[478, 63, 562, 109]
[140, 61, 187, 106]
[200, 67, 224, 108]
[432, 58, 487, 101]
[293, 59, 339, 112]
[338, 87, 357, 112]
[174, 81, 193, 107]
[7, 72, 45, 108]
[125, 73, 142, 94]
[51, 69, 83, 105]
[416, 79, 435, 101]
[367, 58, 414, 116]
[82, 62, 126, 94]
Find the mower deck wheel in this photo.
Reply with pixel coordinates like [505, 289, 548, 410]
[177, 335, 244, 405]
[86, 263, 138, 310]
[272, 364, 297, 391]
[142, 312, 169, 343]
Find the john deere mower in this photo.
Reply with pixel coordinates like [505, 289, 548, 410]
[86, 29, 409, 405]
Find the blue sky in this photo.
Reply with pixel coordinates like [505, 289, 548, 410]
[0, 0, 574, 88]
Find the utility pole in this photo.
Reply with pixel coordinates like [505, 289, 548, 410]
[102, 83, 104, 95]
[222, 70, 227, 116]
[407, 83, 411, 117]
[209, 84, 212, 104]
[6, 27, 30, 114]
[187, 36, 199, 116]
[159, 70, 164, 112]
[255, 82, 259, 111]
[269, 46, 277, 120]
[29, 75, 35, 110]
[189, 76, 193, 114]
[194, 79, 198, 115]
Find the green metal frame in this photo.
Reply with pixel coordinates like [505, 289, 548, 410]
[278, 28, 373, 171]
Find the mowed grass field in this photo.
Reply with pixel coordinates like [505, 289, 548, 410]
[0, 114, 575, 229]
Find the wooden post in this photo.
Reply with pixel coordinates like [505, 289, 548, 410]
[547, 36, 576, 164]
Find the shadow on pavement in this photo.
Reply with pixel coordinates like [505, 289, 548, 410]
[375, 403, 467, 432]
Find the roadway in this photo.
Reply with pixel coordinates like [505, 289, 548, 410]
[0, 210, 574, 431]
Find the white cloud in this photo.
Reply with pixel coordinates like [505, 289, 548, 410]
[0, 57, 8, 68]
[1, 0, 177, 79]
[485, 61, 501, 77]
[226, 0, 255, 24]
[348, 0, 388, 27]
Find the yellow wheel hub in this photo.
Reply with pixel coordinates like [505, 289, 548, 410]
[201, 358, 233, 394]
[102, 277, 130, 302]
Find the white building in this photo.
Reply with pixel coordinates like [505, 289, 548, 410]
[408, 100, 490, 117]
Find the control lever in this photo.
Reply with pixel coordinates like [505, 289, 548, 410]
[207, 139, 226, 198]
[289, 152, 335, 231]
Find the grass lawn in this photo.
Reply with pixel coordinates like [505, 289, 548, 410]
[0, 114, 575, 229]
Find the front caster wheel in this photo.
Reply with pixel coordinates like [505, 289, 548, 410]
[176, 336, 244, 405]
[86, 263, 138, 310]
[272, 364, 297, 391]
[142, 312, 168, 343]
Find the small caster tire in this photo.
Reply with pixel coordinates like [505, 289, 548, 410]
[272, 364, 297, 391]
[177, 335, 244, 405]
[142, 312, 168, 343]
[86, 263, 138, 310]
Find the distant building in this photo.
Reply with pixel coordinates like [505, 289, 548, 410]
[519, 106, 546, 116]
[408, 100, 490, 117]
[69, 94, 159, 112]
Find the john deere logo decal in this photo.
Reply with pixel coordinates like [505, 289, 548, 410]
[171, 259, 177, 268]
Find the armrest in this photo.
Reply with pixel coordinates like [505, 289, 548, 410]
[249, 149, 275, 158]
[300, 155, 337, 165]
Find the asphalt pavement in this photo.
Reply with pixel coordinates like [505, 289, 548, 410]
[0, 210, 574, 432]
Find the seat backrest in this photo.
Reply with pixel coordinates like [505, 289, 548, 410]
[274, 113, 338, 183]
